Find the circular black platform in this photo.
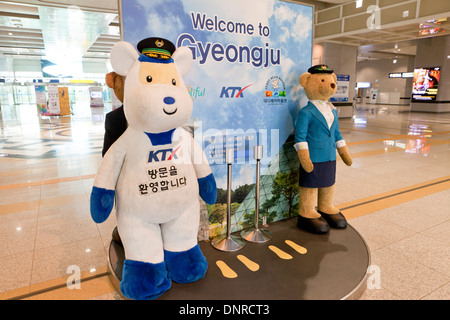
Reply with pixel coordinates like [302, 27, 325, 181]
[108, 218, 370, 300]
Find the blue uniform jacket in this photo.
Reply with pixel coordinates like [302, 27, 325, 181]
[294, 101, 344, 163]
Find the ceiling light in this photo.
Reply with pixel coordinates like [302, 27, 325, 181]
[8, 32, 13, 36]
[393, 59, 397, 64]
[356, 0, 363, 8]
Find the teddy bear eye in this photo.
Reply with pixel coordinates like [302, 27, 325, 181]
[146, 76, 152, 83]
[321, 79, 325, 82]
[172, 79, 176, 86]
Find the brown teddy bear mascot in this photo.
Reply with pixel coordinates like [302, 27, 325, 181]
[294, 65, 352, 234]
[103, 72, 127, 157]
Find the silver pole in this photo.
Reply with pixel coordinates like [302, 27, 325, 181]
[211, 148, 245, 252]
[240, 145, 272, 243]
[226, 161, 232, 237]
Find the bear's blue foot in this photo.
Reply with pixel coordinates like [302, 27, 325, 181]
[120, 259, 171, 300]
[164, 244, 208, 284]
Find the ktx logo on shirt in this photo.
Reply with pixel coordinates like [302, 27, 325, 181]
[148, 147, 180, 163]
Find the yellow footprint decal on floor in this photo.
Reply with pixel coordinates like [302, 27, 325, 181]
[268, 245, 293, 260]
[216, 241, 307, 278]
[216, 260, 238, 278]
[285, 240, 307, 254]
[237, 255, 259, 272]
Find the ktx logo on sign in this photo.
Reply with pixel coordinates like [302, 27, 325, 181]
[148, 147, 180, 163]
[220, 84, 253, 98]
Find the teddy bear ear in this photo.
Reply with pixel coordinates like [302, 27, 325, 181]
[299, 72, 311, 87]
[105, 72, 115, 89]
[110, 41, 139, 76]
[172, 46, 193, 76]
[331, 73, 337, 82]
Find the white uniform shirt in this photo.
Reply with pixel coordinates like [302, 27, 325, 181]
[311, 100, 335, 129]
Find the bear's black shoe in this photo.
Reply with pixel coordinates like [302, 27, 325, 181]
[318, 210, 347, 229]
[297, 215, 329, 234]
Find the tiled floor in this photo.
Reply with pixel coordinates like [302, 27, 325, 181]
[0, 103, 449, 300]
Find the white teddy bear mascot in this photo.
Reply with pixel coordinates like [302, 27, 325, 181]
[90, 37, 217, 300]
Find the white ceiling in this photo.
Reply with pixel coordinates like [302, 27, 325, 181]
[0, 0, 120, 62]
[0, 0, 447, 67]
[313, 0, 450, 62]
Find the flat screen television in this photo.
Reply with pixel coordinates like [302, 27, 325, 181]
[412, 67, 440, 102]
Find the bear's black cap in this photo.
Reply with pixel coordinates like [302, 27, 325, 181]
[308, 65, 334, 74]
[137, 37, 176, 61]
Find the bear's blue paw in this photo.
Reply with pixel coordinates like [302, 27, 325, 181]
[164, 244, 208, 284]
[120, 259, 172, 300]
[198, 173, 217, 205]
[90, 186, 115, 223]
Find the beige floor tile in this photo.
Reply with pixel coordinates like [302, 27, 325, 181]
[358, 286, 402, 300]
[31, 237, 107, 284]
[418, 220, 450, 246]
[39, 193, 89, 209]
[374, 200, 449, 233]
[370, 246, 449, 299]
[0, 251, 33, 293]
[348, 213, 416, 248]
[388, 233, 450, 275]
[0, 214, 37, 257]
[421, 282, 450, 300]
[0, 185, 42, 205]
[40, 180, 86, 199]
[35, 214, 100, 250]
[37, 201, 90, 221]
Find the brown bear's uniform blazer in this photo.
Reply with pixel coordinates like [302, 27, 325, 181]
[102, 105, 127, 157]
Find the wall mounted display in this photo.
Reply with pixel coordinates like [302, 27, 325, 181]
[89, 87, 104, 107]
[330, 74, 350, 102]
[412, 67, 440, 101]
[121, 0, 313, 235]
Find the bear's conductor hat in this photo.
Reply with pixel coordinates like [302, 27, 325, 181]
[308, 65, 334, 74]
[137, 37, 176, 63]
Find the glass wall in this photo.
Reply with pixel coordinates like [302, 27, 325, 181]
[0, 70, 114, 121]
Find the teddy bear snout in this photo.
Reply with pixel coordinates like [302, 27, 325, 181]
[164, 96, 176, 105]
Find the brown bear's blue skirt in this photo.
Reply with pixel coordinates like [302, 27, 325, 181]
[299, 160, 336, 188]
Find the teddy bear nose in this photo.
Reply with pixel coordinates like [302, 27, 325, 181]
[331, 83, 336, 89]
[164, 97, 175, 105]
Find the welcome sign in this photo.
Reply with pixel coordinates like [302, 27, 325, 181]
[121, 0, 313, 232]
[179, 12, 281, 68]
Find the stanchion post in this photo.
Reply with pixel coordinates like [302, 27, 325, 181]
[211, 148, 245, 252]
[240, 145, 272, 243]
